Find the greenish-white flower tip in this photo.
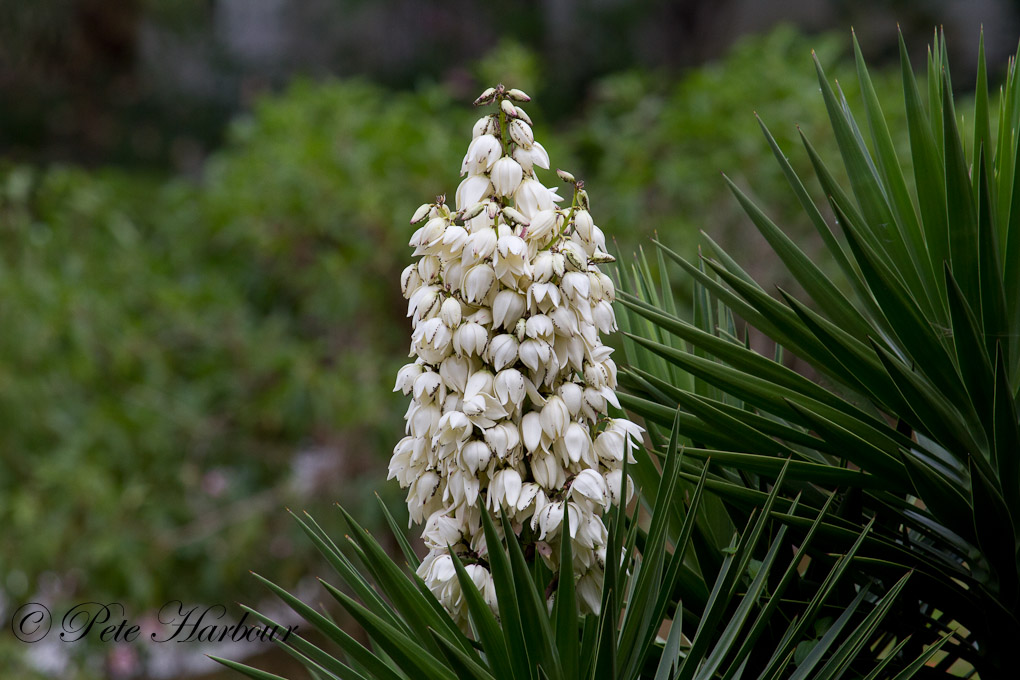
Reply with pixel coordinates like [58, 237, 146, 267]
[473, 87, 498, 107]
[556, 169, 576, 184]
[506, 88, 531, 102]
[410, 202, 432, 224]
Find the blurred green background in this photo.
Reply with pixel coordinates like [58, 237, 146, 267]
[0, 1, 1014, 678]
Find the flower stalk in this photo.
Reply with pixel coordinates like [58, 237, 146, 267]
[391, 84, 642, 622]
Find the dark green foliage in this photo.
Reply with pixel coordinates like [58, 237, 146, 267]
[227, 424, 941, 679]
[620, 29, 1020, 677]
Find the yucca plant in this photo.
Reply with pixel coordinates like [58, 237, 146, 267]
[619, 30, 1020, 677]
[215, 75, 950, 679]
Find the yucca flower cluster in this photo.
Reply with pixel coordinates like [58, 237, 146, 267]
[389, 85, 642, 622]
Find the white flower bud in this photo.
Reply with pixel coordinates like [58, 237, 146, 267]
[459, 202, 488, 224]
[540, 396, 569, 438]
[561, 272, 591, 304]
[576, 188, 590, 210]
[531, 449, 564, 489]
[464, 369, 493, 399]
[491, 289, 526, 330]
[551, 252, 566, 278]
[533, 501, 564, 540]
[530, 141, 550, 170]
[490, 157, 523, 197]
[474, 87, 497, 105]
[533, 250, 555, 283]
[521, 411, 543, 452]
[411, 203, 433, 224]
[437, 410, 473, 446]
[463, 134, 502, 175]
[560, 241, 588, 272]
[493, 368, 526, 409]
[561, 422, 592, 465]
[583, 386, 606, 414]
[513, 106, 533, 125]
[465, 227, 498, 263]
[548, 305, 579, 336]
[518, 338, 551, 372]
[570, 469, 607, 508]
[412, 217, 446, 248]
[590, 224, 607, 253]
[453, 322, 488, 356]
[456, 175, 492, 210]
[514, 317, 527, 343]
[593, 300, 616, 333]
[414, 470, 441, 506]
[555, 382, 581, 413]
[440, 297, 463, 327]
[506, 88, 531, 102]
[410, 403, 441, 438]
[494, 234, 528, 279]
[484, 421, 520, 458]
[460, 440, 491, 474]
[501, 206, 529, 226]
[515, 179, 556, 219]
[513, 145, 536, 174]
[525, 314, 555, 340]
[526, 210, 560, 243]
[605, 469, 634, 506]
[573, 209, 594, 240]
[462, 264, 496, 303]
[514, 482, 542, 512]
[473, 114, 499, 138]
[490, 468, 523, 509]
[508, 119, 534, 148]
[408, 285, 441, 320]
[401, 264, 422, 299]
[440, 225, 469, 255]
[394, 363, 423, 394]
[488, 334, 519, 371]
[500, 99, 517, 117]
[528, 282, 562, 311]
[413, 370, 444, 403]
[577, 572, 602, 615]
[439, 355, 470, 392]
[423, 512, 463, 547]
[417, 255, 440, 284]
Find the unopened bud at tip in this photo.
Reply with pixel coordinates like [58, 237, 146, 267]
[556, 169, 576, 184]
[410, 203, 432, 224]
[501, 206, 530, 227]
[576, 189, 590, 210]
[507, 88, 531, 102]
[473, 87, 497, 106]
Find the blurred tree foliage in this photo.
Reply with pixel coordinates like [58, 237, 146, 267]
[576, 26, 908, 286]
[0, 26, 921, 674]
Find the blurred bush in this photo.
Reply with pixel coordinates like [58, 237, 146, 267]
[0, 81, 478, 626]
[0, 25, 916, 675]
[575, 26, 908, 287]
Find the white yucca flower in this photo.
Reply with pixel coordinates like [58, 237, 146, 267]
[390, 84, 642, 623]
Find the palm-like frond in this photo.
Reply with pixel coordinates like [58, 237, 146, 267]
[619, 29, 1019, 677]
[219, 414, 943, 679]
